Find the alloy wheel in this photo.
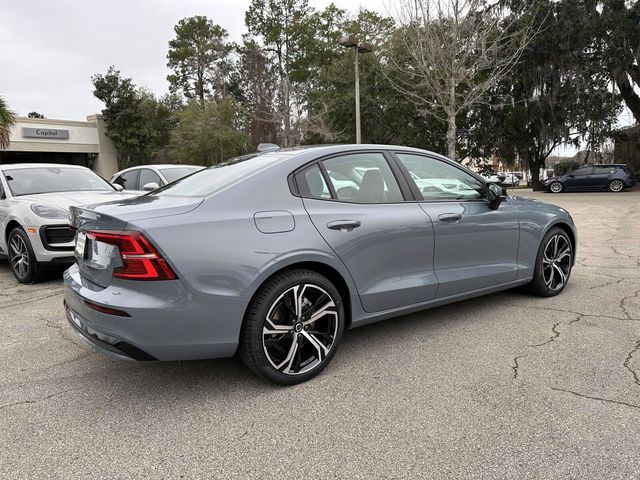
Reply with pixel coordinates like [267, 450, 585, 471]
[542, 234, 571, 291]
[550, 181, 563, 193]
[10, 235, 30, 280]
[262, 283, 338, 375]
[609, 180, 623, 192]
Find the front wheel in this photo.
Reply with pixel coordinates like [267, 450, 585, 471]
[526, 227, 573, 297]
[549, 181, 563, 193]
[609, 180, 624, 192]
[239, 269, 345, 385]
[8, 227, 43, 284]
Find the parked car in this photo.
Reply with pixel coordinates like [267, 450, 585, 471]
[111, 164, 204, 192]
[481, 172, 507, 184]
[0, 164, 135, 283]
[64, 145, 577, 385]
[502, 173, 520, 187]
[544, 164, 636, 193]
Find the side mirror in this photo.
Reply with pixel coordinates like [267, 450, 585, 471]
[111, 183, 124, 192]
[142, 182, 160, 191]
[487, 183, 504, 210]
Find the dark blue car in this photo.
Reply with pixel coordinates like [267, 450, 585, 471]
[544, 164, 636, 193]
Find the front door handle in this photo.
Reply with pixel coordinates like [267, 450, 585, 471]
[438, 213, 463, 222]
[327, 220, 362, 231]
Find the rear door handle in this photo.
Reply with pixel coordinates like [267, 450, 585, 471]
[438, 213, 463, 222]
[327, 220, 362, 231]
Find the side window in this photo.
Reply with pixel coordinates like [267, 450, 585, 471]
[594, 166, 615, 174]
[114, 170, 139, 190]
[323, 153, 403, 203]
[572, 167, 594, 176]
[139, 169, 163, 189]
[396, 153, 486, 201]
[295, 164, 331, 199]
[0, 181, 5, 199]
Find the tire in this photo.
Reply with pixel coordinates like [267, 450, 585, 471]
[239, 269, 345, 385]
[8, 227, 44, 284]
[525, 227, 573, 297]
[549, 181, 563, 193]
[608, 179, 624, 192]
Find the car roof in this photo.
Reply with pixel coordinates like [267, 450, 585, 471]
[0, 163, 89, 171]
[117, 164, 204, 172]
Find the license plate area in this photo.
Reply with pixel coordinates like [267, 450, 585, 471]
[74, 232, 87, 258]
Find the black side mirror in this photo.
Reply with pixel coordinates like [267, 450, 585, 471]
[487, 183, 504, 210]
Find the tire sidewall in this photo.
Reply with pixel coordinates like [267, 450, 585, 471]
[8, 227, 39, 284]
[241, 270, 345, 385]
[530, 227, 573, 297]
[609, 180, 623, 192]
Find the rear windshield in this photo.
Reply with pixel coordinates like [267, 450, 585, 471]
[159, 166, 203, 183]
[4, 167, 114, 196]
[151, 153, 290, 197]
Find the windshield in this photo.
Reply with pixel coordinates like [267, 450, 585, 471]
[151, 153, 289, 197]
[4, 167, 114, 196]
[159, 166, 202, 183]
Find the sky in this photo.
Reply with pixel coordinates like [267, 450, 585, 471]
[0, 0, 386, 120]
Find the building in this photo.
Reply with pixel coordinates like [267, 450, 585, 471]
[0, 114, 118, 178]
[613, 124, 640, 173]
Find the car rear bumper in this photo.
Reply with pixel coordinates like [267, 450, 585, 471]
[63, 264, 244, 361]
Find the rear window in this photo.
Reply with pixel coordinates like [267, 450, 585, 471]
[150, 153, 289, 197]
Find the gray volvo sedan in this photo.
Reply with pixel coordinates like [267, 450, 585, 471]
[64, 145, 577, 384]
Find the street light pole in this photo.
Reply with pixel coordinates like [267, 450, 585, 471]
[339, 36, 374, 145]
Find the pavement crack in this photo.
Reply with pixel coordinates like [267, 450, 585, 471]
[620, 288, 640, 320]
[551, 386, 640, 410]
[0, 291, 63, 311]
[588, 277, 628, 290]
[0, 387, 81, 411]
[512, 356, 524, 380]
[623, 340, 640, 389]
[530, 322, 561, 348]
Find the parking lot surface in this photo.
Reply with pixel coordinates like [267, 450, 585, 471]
[1, 189, 639, 479]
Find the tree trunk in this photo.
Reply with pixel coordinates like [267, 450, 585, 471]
[446, 113, 456, 162]
[528, 154, 543, 191]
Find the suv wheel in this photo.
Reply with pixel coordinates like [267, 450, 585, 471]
[526, 227, 573, 297]
[239, 269, 345, 385]
[608, 179, 624, 192]
[549, 181, 563, 193]
[8, 227, 43, 284]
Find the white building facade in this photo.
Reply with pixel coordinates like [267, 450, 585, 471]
[1, 114, 119, 179]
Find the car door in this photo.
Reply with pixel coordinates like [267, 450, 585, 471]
[590, 165, 616, 190]
[0, 178, 10, 255]
[393, 152, 520, 298]
[296, 151, 438, 313]
[564, 166, 594, 191]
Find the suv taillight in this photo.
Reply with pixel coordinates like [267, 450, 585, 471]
[86, 230, 177, 281]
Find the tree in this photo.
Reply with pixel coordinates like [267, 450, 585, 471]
[468, 0, 621, 190]
[0, 96, 15, 150]
[92, 66, 173, 168]
[387, 0, 539, 161]
[27, 111, 45, 118]
[170, 98, 250, 166]
[167, 16, 233, 104]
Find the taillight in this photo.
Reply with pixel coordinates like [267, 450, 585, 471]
[86, 230, 177, 281]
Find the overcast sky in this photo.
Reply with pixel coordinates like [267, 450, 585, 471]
[0, 0, 386, 120]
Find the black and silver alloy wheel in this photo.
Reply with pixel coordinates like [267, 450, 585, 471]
[8, 227, 42, 284]
[609, 180, 624, 192]
[549, 181, 563, 193]
[240, 269, 344, 385]
[262, 284, 338, 375]
[541, 234, 572, 291]
[526, 226, 573, 297]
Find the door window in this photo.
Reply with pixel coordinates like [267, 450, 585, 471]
[295, 164, 331, 199]
[322, 153, 403, 203]
[396, 153, 485, 201]
[593, 166, 615, 174]
[139, 169, 163, 189]
[114, 170, 139, 190]
[571, 166, 594, 176]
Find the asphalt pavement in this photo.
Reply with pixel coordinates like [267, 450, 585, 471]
[1, 189, 639, 479]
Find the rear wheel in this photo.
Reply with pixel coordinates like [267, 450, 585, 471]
[526, 227, 573, 297]
[609, 180, 624, 192]
[549, 181, 563, 193]
[239, 269, 345, 385]
[8, 227, 43, 284]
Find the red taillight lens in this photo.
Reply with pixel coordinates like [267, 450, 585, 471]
[86, 230, 177, 281]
